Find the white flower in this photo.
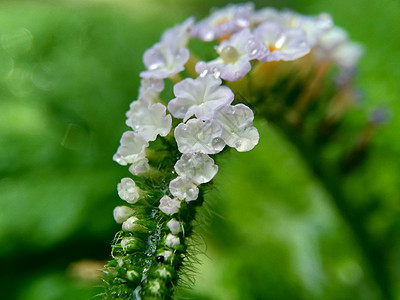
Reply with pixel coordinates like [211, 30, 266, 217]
[140, 42, 189, 79]
[113, 131, 149, 166]
[315, 26, 363, 70]
[254, 22, 310, 62]
[215, 104, 259, 152]
[158, 195, 181, 215]
[161, 17, 195, 47]
[167, 75, 234, 121]
[117, 177, 141, 204]
[192, 3, 254, 41]
[330, 41, 363, 71]
[113, 206, 135, 224]
[122, 216, 139, 231]
[165, 233, 180, 248]
[251, 7, 282, 25]
[174, 153, 218, 184]
[136, 77, 165, 104]
[158, 250, 173, 261]
[174, 119, 226, 154]
[316, 26, 349, 53]
[281, 11, 333, 46]
[169, 176, 199, 201]
[126, 101, 172, 141]
[195, 29, 266, 81]
[128, 157, 151, 176]
[167, 218, 182, 234]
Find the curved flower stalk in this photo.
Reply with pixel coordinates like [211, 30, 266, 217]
[101, 3, 387, 299]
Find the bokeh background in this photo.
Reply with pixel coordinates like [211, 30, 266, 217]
[0, 0, 399, 299]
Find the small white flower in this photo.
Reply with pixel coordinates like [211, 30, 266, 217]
[128, 157, 151, 176]
[174, 119, 226, 154]
[192, 3, 254, 41]
[126, 101, 172, 142]
[251, 7, 282, 25]
[167, 218, 182, 235]
[121, 237, 141, 252]
[254, 22, 310, 62]
[113, 206, 135, 224]
[315, 26, 363, 70]
[113, 131, 149, 166]
[161, 17, 195, 48]
[281, 11, 333, 46]
[174, 153, 218, 184]
[196, 29, 266, 81]
[136, 77, 165, 104]
[140, 42, 189, 79]
[169, 176, 199, 201]
[168, 75, 234, 121]
[117, 177, 141, 204]
[330, 41, 363, 71]
[158, 195, 181, 215]
[316, 26, 349, 53]
[215, 104, 259, 152]
[165, 233, 180, 248]
[122, 216, 139, 231]
[159, 250, 173, 261]
[156, 266, 171, 278]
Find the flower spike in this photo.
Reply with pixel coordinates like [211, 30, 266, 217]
[105, 3, 367, 299]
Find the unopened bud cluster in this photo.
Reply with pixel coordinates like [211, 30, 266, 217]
[104, 3, 363, 299]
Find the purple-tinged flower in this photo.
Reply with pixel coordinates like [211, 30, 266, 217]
[254, 22, 311, 62]
[195, 28, 266, 81]
[169, 176, 199, 201]
[126, 101, 172, 142]
[174, 119, 226, 154]
[215, 104, 259, 152]
[140, 42, 189, 79]
[113, 131, 149, 166]
[159, 195, 181, 216]
[161, 17, 195, 47]
[192, 3, 254, 41]
[168, 75, 234, 121]
[174, 153, 218, 184]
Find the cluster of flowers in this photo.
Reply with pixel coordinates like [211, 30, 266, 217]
[111, 2, 363, 252]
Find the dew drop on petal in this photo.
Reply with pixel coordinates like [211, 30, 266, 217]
[220, 45, 240, 63]
[247, 39, 260, 58]
[211, 137, 225, 151]
[211, 67, 221, 78]
[200, 69, 208, 77]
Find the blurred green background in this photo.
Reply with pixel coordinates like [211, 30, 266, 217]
[0, 0, 399, 299]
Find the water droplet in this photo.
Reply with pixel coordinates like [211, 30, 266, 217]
[211, 137, 225, 151]
[200, 69, 208, 77]
[211, 67, 221, 78]
[219, 45, 240, 63]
